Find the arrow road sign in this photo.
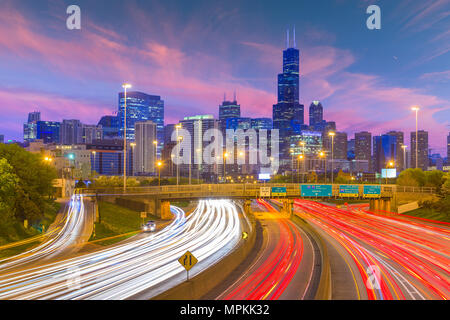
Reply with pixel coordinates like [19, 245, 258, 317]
[178, 251, 198, 272]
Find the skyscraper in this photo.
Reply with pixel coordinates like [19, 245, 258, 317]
[273, 28, 304, 160]
[309, 101, 323, 127]
[333, 132, 348, 160]
[355, 131, 372, 172]
[411, 130, 428, 171]
[134, 121, 157, 175]
[373, 134, 397, 173]
[180, 115, 220, 175]
[219, 96, 241, 136]
[60, 119, 83, 145]
[23, 111, 41, 142]
[118, 91, 164, 155]
[98, 115, 119, 139]
[386, 131, 404, 171]
[82, 124, 103, 144]
[37, 121, 60, 144]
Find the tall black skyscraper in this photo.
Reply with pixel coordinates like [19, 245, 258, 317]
[309, 101, 323, 126]
[273, 28, 304, 160]
[219, 94, 241, 136]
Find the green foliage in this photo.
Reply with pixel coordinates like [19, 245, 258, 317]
[441, 172, 450, 196]
[424, 170, 444, 192]
[0, 144, 57, 223]
[397, 168, 426, 187]
[270, 174, 291, 183]
[0, 158, 19, 225]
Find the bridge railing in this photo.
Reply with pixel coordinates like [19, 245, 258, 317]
[81, 183, 435, 198]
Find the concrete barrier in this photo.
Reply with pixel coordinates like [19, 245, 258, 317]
[152, 206, 258, 300]
[397, 201, 419, 214]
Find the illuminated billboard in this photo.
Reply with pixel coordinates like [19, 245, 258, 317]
[381, 169, 397, 178]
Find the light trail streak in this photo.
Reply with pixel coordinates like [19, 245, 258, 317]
[0, 199, 240, 300]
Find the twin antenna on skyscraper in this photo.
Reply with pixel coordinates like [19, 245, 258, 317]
[223, 91, 237, 102]
[286, 26, 296, 49]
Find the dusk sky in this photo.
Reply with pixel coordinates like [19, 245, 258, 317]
[0, 0, 449, 155]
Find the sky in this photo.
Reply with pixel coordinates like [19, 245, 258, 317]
[0, 0, 449, 156]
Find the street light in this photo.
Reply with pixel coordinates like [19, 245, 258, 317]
[319, 151, 326, 183]
[157, 161, 162, 186]
[411, 106, 419, 169]
[298, 154, 304, 183]
[91, 151, 96, 176]
[177, 135, 183, 185]
[328, 132, 335, 184]
[122, 83, 132, 192]
[386, 161, 395, 184]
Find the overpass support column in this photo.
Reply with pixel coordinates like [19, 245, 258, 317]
[381, 199, 391, 212]
[244, 200, 252, 215]
[160, 201, 172, 220]
[369, 199, 380, 212]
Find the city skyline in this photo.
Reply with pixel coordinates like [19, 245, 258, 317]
[0, 0, 449, 155]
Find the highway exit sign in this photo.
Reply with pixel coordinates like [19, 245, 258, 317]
[260, 187, 271, 197]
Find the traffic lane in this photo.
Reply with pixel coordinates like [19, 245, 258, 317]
[218, 201, 316, 300]
[295, 200, 449, 299]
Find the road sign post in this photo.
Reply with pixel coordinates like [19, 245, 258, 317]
[178, 251, 198, 281]
[140, 212, 147, 225]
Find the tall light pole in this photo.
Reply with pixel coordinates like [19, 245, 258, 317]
[319, 151, 326, 183]
[300, 141, 306, 183]
[290, 148, 294, 183]
[298, 154, 304, 183]
[122, 83, 132, 192]
[91, 151, 96, 177]
[176, 134, 183, 185]
[386, 161, 394, 184]
[412, 106, 419, 169]
[329, 132, 335, 184]
[157, 161, 162, 186]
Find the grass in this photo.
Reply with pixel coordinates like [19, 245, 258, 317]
[90, 201, 158, 246]
[0, 199, 61, 259]
[402, 207, 450, 223]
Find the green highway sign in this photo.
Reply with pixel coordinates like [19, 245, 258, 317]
[271, 187, 287, 197]
[301, 185, 332, 197]
[339, 185, 360, 197]
[363, 185, 381, 198]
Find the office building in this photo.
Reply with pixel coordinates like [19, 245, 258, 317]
[134, 121, 157, 175]
[387, 131, 404, 171]
[118, 91, 164, 156]
[23, 111, 41, 142]
[447, 133, 450, 164]
[60, 119, 83, 145]
[355, 131, 372, 172]
[37, 121, 61, 144]
[98, 115, 119, 139]
[273, 29, 304, 160]
[251, 118, 273, 130]
[87, 139, 132, 176]
[373, 134, 397, 173]
[411, 130, 428, 171]
[309, 101, 323, 127]
[82, 124, 103, 144]
[333, 132, 348, 160]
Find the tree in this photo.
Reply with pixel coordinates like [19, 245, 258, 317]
[0, 158, 19, 225]
[397, 168, 426, 187]
[0, 144, 57, 223]
[335, 169, 350, 184]
[424, 170, 444, 193]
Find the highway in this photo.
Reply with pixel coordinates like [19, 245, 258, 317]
[0, 199, 241, 300]
[213, 199, 319, 300]
[0, 194, 92, 271]
[294, 200, 450, 300]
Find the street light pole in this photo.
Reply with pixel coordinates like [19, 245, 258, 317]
[412, 106, 419, 169]
[402, 145, 407, 171]
[329, 132, 335, 184]
[175, 124, 182, 186]
[122, 83, 132, 192]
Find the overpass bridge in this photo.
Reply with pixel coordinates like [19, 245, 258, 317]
[81, 184, 435, 218]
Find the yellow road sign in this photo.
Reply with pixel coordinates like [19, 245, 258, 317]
[242, 231, 248, 240]
[178, 251, 198, 272]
